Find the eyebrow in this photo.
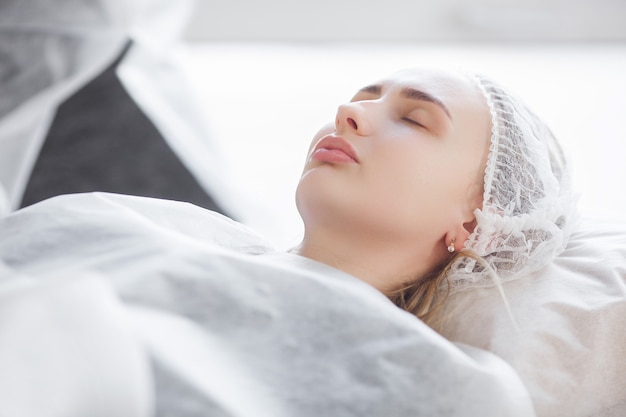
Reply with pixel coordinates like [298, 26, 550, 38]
[358, 84, 452, 120]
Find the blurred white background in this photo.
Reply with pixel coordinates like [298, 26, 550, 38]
[169, 1, 626, 248]
[184, 0, 626, 42]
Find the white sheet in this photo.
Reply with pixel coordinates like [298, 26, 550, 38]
[0, 192, 535, 417]
[437, 217, 626, 417]
[0, 271, 153, 417]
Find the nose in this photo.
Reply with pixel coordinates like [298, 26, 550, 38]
[335, 102, 371, 136]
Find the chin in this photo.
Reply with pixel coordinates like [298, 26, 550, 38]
[296, 170, 352, 229]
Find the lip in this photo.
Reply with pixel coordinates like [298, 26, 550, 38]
[311, 135, 359, 164]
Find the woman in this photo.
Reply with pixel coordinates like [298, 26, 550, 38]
[295, 67, 575, 325]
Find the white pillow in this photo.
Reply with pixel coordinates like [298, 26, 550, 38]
[438, 217, 626, 417]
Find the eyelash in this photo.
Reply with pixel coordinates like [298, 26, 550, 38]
[402, 117, 425, 129]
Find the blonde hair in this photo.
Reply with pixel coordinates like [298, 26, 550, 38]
[385, 249, 514, 331]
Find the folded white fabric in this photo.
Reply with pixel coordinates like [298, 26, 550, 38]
[0, 268, 153, 417]
[0, 192, 535, 417]
[438, 217, 626, 417]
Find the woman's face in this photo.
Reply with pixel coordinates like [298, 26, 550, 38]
[296, 68, 491, 266]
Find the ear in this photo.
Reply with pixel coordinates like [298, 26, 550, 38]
[445, 218, 476, 252]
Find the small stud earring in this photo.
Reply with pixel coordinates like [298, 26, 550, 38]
[447, 239, 455, 253]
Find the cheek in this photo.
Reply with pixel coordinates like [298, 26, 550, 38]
[364, 144, 466, 227]
[360, 153, 441, 224]
[366, 143, 440, 200]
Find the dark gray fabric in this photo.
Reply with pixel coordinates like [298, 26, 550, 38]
[20, 45, 226, 215]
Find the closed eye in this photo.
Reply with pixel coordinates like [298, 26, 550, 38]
[402, 117, 426, 129]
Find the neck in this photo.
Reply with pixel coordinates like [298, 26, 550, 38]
[295, 227, 435, 293]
